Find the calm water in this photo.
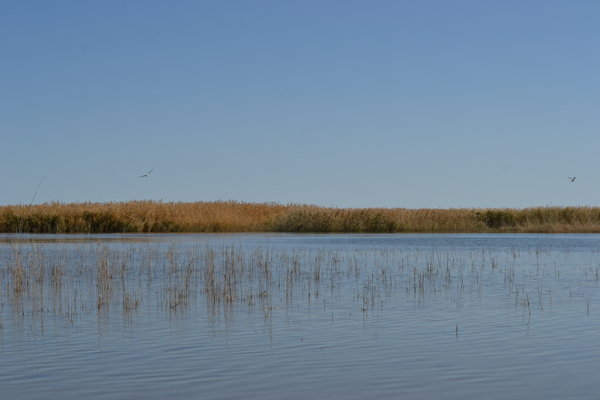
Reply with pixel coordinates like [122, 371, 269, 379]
[1, 233, 600, 399]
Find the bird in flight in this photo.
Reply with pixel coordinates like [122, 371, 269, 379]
[138, 168, 154, 178]
[568, 177, 576, 182]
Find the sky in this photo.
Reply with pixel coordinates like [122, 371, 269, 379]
[2, 1, 599, 209]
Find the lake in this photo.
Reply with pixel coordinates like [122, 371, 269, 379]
[1, 233, 600, 399]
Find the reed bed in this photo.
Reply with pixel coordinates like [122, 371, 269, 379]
[2, 201, 600, 233]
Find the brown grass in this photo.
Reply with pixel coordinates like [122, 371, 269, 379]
[1, 201, 600, 233]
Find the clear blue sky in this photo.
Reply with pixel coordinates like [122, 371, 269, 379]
[2, 1, 599, 208]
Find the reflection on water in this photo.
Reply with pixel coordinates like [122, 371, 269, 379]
[1, 233, 600, 399]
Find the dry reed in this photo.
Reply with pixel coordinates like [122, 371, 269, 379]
[2, 201, 600, 233]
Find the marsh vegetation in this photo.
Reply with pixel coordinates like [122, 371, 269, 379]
[2, 234, 599, 332]
[2, 201, 600, 233]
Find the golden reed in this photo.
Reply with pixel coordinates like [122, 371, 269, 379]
[1, 201, 600, 233]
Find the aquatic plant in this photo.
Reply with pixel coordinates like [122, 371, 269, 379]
[1, 201, 600, 233]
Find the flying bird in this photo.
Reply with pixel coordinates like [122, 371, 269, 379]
[138, 168, 154, 178]
[568, 177, 576, 182]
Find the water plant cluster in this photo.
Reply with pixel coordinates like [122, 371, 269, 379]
[2, 201, 600, 233]
[2, 240, 599, 336]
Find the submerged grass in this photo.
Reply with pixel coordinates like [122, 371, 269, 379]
[2, 200, 600, 233]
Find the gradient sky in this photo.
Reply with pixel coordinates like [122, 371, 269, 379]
[2, 1, 599, 208]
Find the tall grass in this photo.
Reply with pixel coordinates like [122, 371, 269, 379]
[0, 201, 288, 233]
[1, 201, 600, 233]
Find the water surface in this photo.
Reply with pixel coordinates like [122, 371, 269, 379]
[1, 233, 600, 399]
